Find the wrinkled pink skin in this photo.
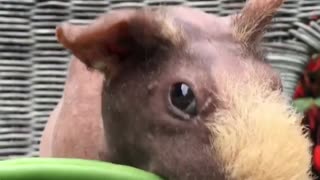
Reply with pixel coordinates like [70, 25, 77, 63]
[40, 58, 107, 160]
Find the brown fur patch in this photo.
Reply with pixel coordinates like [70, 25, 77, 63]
[128, 7, 185, 49]
[206, 61, 312, 179]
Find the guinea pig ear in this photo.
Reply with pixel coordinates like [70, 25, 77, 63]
[232, 0, 284, 48]
[56, 8, 185, 76]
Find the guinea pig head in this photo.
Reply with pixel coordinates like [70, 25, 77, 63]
[56, 0, 312, 179]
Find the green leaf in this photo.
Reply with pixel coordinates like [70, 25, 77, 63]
[292, 98, 314, 112]
[315, 98, 320, 107]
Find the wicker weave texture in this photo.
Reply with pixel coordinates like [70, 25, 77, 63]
[0, 0, 320, 159]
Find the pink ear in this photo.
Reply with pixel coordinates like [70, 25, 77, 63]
[56, 20, 131, 75]
[56, 8, 186, 76]
[232, 0, 285, 46]
[56, 23, 84, 50]
[55, 9, 140, 75]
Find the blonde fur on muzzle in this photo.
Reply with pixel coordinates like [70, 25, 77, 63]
[206, 61, 312, 180]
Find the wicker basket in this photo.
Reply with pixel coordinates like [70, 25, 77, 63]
[0, 0, 320, 159]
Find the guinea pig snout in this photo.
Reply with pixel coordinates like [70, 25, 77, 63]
[205, 78, 312, 180]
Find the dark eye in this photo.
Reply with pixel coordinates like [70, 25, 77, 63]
[169, 83, 197, 116]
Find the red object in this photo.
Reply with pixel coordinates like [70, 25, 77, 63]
[293, 55, 320, 177]
[293, 84, 306, 99]
[314, 146, 320, 172]
[307, 58, 320, 73]
[296, 17, 320, 178]
[311, 15, 319, 21]
[308, 105, 319, 132]
[293, 56, 320, 99]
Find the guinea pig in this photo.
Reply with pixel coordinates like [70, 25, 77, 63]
[45, 0, 313, 179]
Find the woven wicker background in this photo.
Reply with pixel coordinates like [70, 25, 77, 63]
[0, 0, 320, 159]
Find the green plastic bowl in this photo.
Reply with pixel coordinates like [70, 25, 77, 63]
[0, 157, 164, 180]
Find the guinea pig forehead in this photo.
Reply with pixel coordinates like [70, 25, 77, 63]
[172, 15, 233, 42]
[166, 6, 233, 35]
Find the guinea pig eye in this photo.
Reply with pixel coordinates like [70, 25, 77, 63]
[169, 83, 197, 116]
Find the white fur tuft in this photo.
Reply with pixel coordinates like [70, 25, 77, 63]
[206, 61, 312, 180]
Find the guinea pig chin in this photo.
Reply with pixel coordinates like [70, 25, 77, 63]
[205, 67, 312, 180]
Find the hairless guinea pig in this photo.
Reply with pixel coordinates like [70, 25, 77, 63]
[40, 0, 313, 179]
